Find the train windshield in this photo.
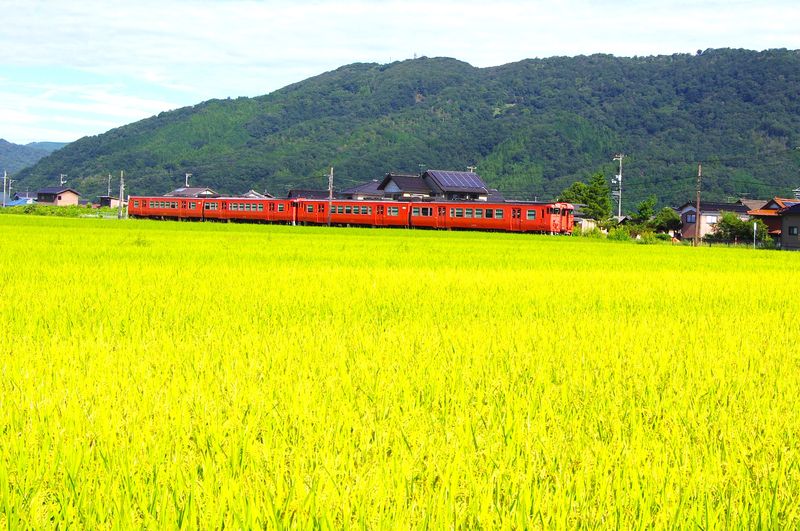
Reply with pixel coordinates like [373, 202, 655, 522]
[552, 208, 561, 214]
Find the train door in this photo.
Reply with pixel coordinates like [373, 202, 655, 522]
[436, 206, 447, 229]
[511, 208, 522, 231]
[376, 204, 385, 226]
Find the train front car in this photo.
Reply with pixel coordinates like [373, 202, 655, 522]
[553, 202, 575, 234]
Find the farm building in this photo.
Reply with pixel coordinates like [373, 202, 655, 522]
[36, 187, 81, 206]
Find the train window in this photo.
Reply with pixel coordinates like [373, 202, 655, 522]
[475, 209, 483, 218]
[455, 208, 464, 218]
[190, 202, 196, 209]
[231, 203, 238, 211]
[553, 208, 561, 214]
[258, 204, 264, 211]
[465, 208, 473, 218]
[278, 204, 285, 212]
[449, 208, 454, 217]
[388, 206, 399, 216]
[172, 202, 178, 209]
[485, 209, 493, 219]
[133, 200, 140, 208]
[495, 209, 504, 219]
[527, 210, 536, 220]
[345, 206, 352, 214]
[421, 207, 432, 216]
[337, 206, 344, 214]
[412, 207, 420, 216]
[361, 206, 368, 214]
[306, 205, 313, 213]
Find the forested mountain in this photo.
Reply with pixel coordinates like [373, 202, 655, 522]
[15, 49, 800, 208]
[0, 140, 68, 174]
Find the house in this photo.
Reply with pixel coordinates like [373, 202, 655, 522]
[747, 197, 800, 238]
[676, 201, 750, 240]
[779, 203, 800, 250]
[377, 173, 433, 200]
[340, 180, 384, 200]
[13, 191, 37, 204]
[98, 195, 124, 208]
[164, 187, 219, 198]
[287, 189, 330, 199]
[36, 187, 81, 206]
[421, 170, 489, 201]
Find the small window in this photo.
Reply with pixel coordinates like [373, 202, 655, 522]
[421, 207, 432, 216]
[465, 208, 473, 218]
[495, 209, 504, 219]
[449, 208, 454, 217]
[345, 206, 352, 214]
[475, 209, 483, 219]
[307, 205, 314, 213]
[148, 201, 154, 208]
[412, 207, 420, 216]
[278, 204, 285, 212]
[790, 226, 799, 236]
[687, 214, 696, 223]
[258, 204, 264, 211]
[527, 210, 536, 220]
[388, 207, 399, 216]
[190, 202, 196, 209]
[231, 203, 238, 211]
[337, 206, 344, 214]
[366, 207, 372, 215]
[455, 208, 463, 218]
[360, 206, 368, 214]
[705, 215, 717, 224]
[134, 200, 140, 207]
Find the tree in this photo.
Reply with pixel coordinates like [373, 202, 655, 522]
[704, 212, 770, 244]
[632, 195, 657, 223]
[558, 172, 612, 221]
[651, 207, 682, 233]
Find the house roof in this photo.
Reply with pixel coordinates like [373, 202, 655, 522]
[676, 201, 749, 214]
[37, 187, 81, 196]
[13, 191, 36, 200]
[378, 174, 433, 194]
[780, 203, 800, 216]
[423, 170, 488, 194]
[341, 180, 383, 196]
[739, 199, 770, 211]
[749, 198, 800, 217]
[486, 189, 506, 203]
[287, 189, 330, 199]
[241, 189, 273, 199]
[164, 187, 218, 198]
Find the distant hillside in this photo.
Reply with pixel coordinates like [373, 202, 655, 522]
[1, 140, 68, 174]
[16, 49, 800, 208]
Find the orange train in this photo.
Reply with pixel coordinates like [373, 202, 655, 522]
[128, 196, 575, 234]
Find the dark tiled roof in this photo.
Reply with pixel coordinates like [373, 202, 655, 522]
[781, 203, 800, 215]
[676, 201, 750, 213]
[423, 170, 488, 194]
[341, 180, 383, 195]
[37, 187, 81, 196]
[378, 174, 432, 194]
[287, 189, 330, 199]
[14, 191, 37, 199]
[486, 189, 506, 203]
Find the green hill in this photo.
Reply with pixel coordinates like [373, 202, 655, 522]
[1, 140, 68, 174]
[16, 49, 800, 209]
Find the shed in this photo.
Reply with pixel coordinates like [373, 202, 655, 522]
[36, 187, 81, 206]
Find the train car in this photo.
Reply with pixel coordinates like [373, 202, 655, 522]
[129, 195, 574, 234]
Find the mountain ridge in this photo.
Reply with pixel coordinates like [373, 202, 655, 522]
[15, 49, 800, 208]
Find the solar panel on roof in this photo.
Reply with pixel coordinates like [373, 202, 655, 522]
[427, 170, 487, 191]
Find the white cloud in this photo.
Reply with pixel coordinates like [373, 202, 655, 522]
[1, 0, 799, 142]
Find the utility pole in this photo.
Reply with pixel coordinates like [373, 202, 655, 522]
[327, 166, 334, 226]
[117, 170, 125, 219]
[185, 172, 192, 187]
[60, 173, 67, 186]
[107, 173, 112, 197]
[612, 154, 625, 218]
[467, 165, 477, 173]
[694, 163, 702, 247]
[2, 170, 7, 207]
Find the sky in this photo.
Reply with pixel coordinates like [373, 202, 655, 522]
[1, 0, 799, 144]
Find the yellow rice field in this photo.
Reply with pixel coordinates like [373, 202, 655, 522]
[1, 215, 799, 528]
